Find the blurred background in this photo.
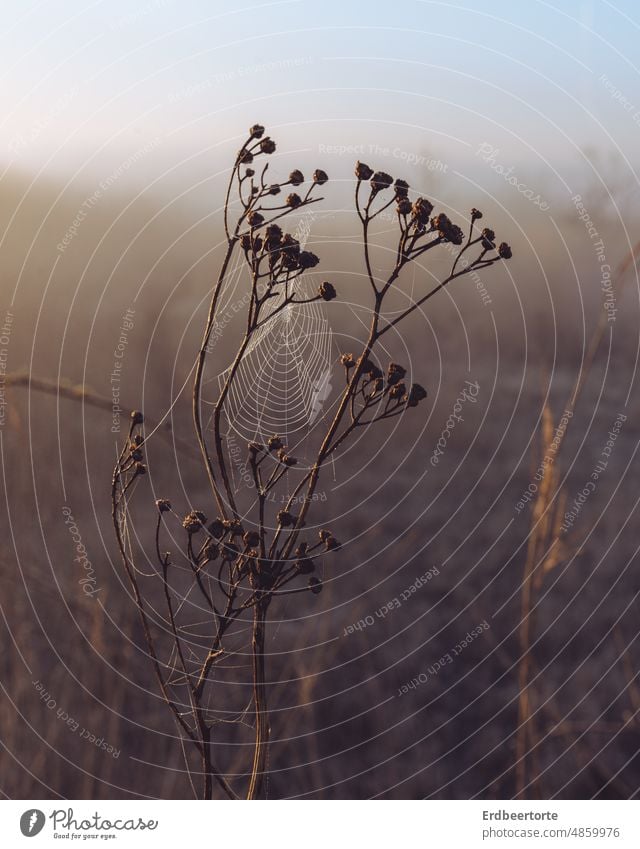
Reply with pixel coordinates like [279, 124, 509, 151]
[1, 0, 640, 799]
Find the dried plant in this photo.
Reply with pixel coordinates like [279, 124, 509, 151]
[111, 124, 512, 798]
[514, 239, 640, 798]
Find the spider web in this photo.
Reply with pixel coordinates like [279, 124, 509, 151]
[200, 210, 334, 456]
[217, 277, 333, 444]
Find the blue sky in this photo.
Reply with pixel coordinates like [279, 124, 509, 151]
[1, 0, 639, 200]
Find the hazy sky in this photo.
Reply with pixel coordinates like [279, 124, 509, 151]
[1, 0, 639, 201]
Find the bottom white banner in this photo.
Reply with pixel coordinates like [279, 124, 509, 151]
[0, 800, 638, 847]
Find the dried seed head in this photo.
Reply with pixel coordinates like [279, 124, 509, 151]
[248, 211, 264, 227]
[431, 212, 450, 231]
[207, 519, 225, 538]
[432, 213, 464, 245]
[267, 435, 284, 451]
[130, 410, 144, 425]
[313, 169, 329, 185]
[134, 462, 147, 476]
[404, 383, 428, 408]
[481, 228, 496, 249]
[355, 161, 374, 181]
[309, 577, 322, 594]
[239, 150, 254, 165]
[471, 207, 483, 220]
[260, 138, 276, 154]
[224, 519, 244, 537]
[278, 450, 297, 467]
[318, 529, 340, 551]
[394, 178, 410, 199]
[340, 352, 355, 368]
[133, 434, 144, 446]
[412, 197, 434, 224]
[245, 168, 255, 177]
[498, 242, 512, 259]
[286, 192, 302, 208]
[249, 124, 265, 139]
[289, 169, 304, 186]
[130, 447, 143, 462]
[277, 510, 294, 527]
[296, 542, 309, 556]
[265, 225, 282, 248]
[268, 184, 281, 195]
[397, 197, 413, 216]
[297, 557, 315, 575]
[360, 357, 382, 379]
[319, 281, 336, 301]
[243, 530, 261, 548]
[280, 233, 300, 257]
[221, 542, 240, 562]
[204, 541, 219, 561]
[389, 382, 406, 399]
[387, 362, 407, 385]
[155, 499, 171, 513]
[370, 171, 393, 192]
[183, 510, 207, 533]
[298, 250, 320, 269]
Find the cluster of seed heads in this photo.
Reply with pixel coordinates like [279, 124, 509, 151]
[234, 127, 337, 307]
[355, 160, 512, 259]
[341, 354, 428, 414]
[150, 494, 340, 596]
